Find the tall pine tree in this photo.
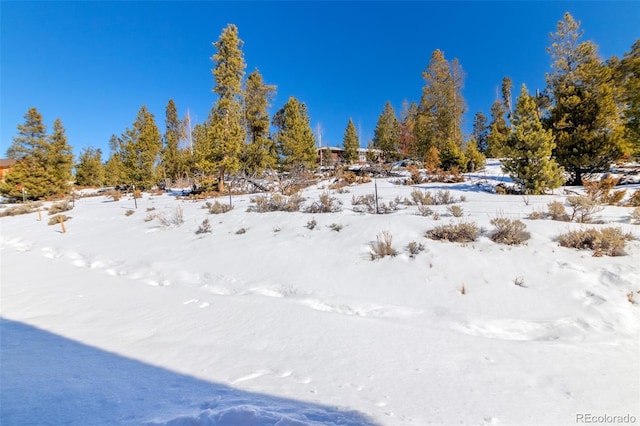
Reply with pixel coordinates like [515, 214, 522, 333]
[502, 85, 564, 194]
[342, 118, 359, 164]
[547, 12, 628, 184]
[162, 99, 182, 183]
[372, 102, 399, 161]
[47, 118, 74, 193]
[119, 105, 162, 189]
[273, 96, 317, 171]
[614, 40, 640, 157]
[75, 147, 104, 187]
[243, 68, 277, 175]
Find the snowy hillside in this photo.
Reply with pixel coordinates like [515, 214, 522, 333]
[2, 160, 639, 425]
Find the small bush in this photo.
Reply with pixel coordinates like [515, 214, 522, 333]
[48, 214, 71, 226]
[133, 189, 143, 199]
[236, 227, 246, 235]
[628, 190, 640, 207]
[447, 205, 464, 217]
[0, 202, 42, 217]
[205, 200, 233, 214]
[306, 218, 317, 230]
[125, 209, 135, 216]
[547, 201, 570, 222]
[48, 200, 73, 215]
[352, 194, 377, 213]
[154, 206, 184, 228]
[416, 205, 433, 217]
[273, 226, 281, 233]
[426, 221, 480, 242]
[370, 230, 398, 260]
[435, 190, 456, 205]
[527, 210, 545, 220]
[146, 207, 156, 212]
[490, 217, 530, 245]
[196, 218, 212, 234]
[410, 189, 434, 206]
[432, 212, 440, 220]
[248, 193, 304, 212]
[305, 191, 341, 213]
[106, 190, 122, 201]
[567, 195, 602, 223]
[630, 207, 640, 224]
[406, 241, 425, 258]
[582, 176, 623, 204]
[328, 223, 343, 232]
[557, 227, 633, 256]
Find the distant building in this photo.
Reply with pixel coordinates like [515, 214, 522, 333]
[0, 159, 16, 182]
[316, 147, 382, 165]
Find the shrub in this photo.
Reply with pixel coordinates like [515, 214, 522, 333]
[557, 227, 633, 256]
[146, 207, 156, 212]
[426, 221, 480, 242]
[447, 205, 464, 217]
[305, 191, 342, 213]
[582, 176, 621, 204]
[567, 195, 603, 223]
[406, 241, 425, 258]
[154, 206, 184, 228]
[48, 200, 73, 215]
[196, 218, 212, 234]
[236, 227, 246, 234]
[628, 190, 640, 207]
[133, 189, 143, 199]
[527, 210, 545, 220]
[48, 214, 71, 226]
[328, 223, 343, 232]
[306, 218, 317, 230]
[435, 190, 456, 205]
[248, 193, 304, 212]
[204, 200, 233, 214]
[490, 217, 530, 245]
[106, 190, 122, 201]
[547, 201, 570, 221]
[125, 209, 135, 216]
[352, 194, 376, 213]
[410, 189, 435, 206]
[370, 230, 398, 260]
[0, 202, 42, 217]
[416, 205, 433, 217]
[631, 207, 640, 224]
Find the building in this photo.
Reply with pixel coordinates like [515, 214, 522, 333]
[316, 147, 382, 165]
[0, 159, 16, 182]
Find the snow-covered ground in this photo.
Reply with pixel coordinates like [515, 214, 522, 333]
[2, 160, 639, 425]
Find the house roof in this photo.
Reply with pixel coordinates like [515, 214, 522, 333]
[0, 159, 17, 168]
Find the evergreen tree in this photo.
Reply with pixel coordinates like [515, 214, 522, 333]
[614, 40, 640, 157]
[103, 134, 124, 186]
[162, 99, 182, 183]
[119, 105, 162, 189]
[486, 100, 509, 157]
[398, 101, 418, 158]
[273, 96, 317, 171]
[204, 24, 247, 191]
[464, 141, 485, 172]
[342, 118, 360, 164]
[502, 85, 564, 194]
[47, 118, 74, 193]
[472, 111, 489, 153]
[415, 50, 466, 167]
[547, 12, 628, 184]
[6, 107, 48, 162]
[372, 101, 399, 161]
[501, 77, 513, 118]
[243, 68, 278, 174]
[75, 147, 104, 187]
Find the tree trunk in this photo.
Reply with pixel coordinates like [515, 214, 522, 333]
[218, 167, 225, 193]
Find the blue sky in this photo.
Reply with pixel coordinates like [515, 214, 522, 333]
[2, 1, 639, 159]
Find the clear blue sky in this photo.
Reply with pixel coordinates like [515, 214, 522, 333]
[2, 1, 638, 159]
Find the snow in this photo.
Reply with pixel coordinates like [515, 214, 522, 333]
[1, 160, 639, 425]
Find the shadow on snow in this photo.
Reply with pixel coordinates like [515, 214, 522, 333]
[0, 318, 378, 426]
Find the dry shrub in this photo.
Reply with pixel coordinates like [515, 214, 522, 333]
[490, 217, 530, 245]
[204, 200, 233, 214]
[196, 218, 212, 234]
[410, 189, 434, 206]
[149, 188, 164, 196]
[416, 205, 433, 217]
[305, 191, 342, 213]
[154, 206, 184, 228]
[582, 176, 623, 204]
[106, 190, 122, 201]
[306, 218, 317, 230]
[527, 210, 545, 220]
[125, 209, 135, 216]
[328, 223, 343, 232]
[236, 227, 246, 234]
[370, 230, 398, 260]
[447, 205, 464, 217]
[47, 214, 71, 226]
[628, 190, 640, 207]
[343, 171, 357, 184]
[0, 202, 42, 217]
[435, 190, 456, 205]
[48, 200, 73, 215]
[133, 189, 143, 199]
[557, 227, 633, 256]
[406, 241, 425, 258]
[630, 207, 640, 224]
[567, 195, 603, 223]
[407, 165, 424, 185]
[426, 221, 480, 242]
[248, 193, 304, 212]
[547, 201, 570, 221]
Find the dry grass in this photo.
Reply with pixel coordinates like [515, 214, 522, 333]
[152, 206, 184, 228]
[305, 191, 342, 213]
[629, 190, 640, 207]
[0, 202, 42, 217]
[370, 230, 398, 260]
[248, 193, 304, 213]
[124, 209, 135, 216]
[547, 201, 570, 221]
[106, 190, 122, 201]
[490, 217, 530, 245]
[557, 227, 634, 257]
[426, 221, 480, 242]
[204, 200, 233, 214]
[406, 241, 425, 258]
[47, 214, 71, 226]
[630, 207, 640, 224]
[48, 200, 73, 215]
[567, 195, 603, 223]
[447, 205, 464, 217]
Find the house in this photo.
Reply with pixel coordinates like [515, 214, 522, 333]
[316, 147, 383, 165]
[0, 159, 16, 182]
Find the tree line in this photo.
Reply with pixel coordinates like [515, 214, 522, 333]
[2, 13, 639, 199]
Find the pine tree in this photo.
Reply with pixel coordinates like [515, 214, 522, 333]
[205, 24, 247, 191]
[103, 134, 124, 186]
[372, 101, 399, 161]
[243, 69, 277, 175]
[502, 84, 564, 194]
[472, 111, 489, 153]
[614, 40, 640, 157]
[486, 100, 509, 158]
[415, 50, 466, 167]
[273, 96, 317, 171]
[547, 12, 629, 184]
[342, 118, 359, 164]
[501, 77, 513, 117]
[398, 101, 418, 158]
[47, 118, 74, 193]
[162, 99, 182, 183]
[6, 107, 48, 162]
[464, 141, 485, 172]
[75, 147, 104, 187]
[119, 105, 162, 189]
